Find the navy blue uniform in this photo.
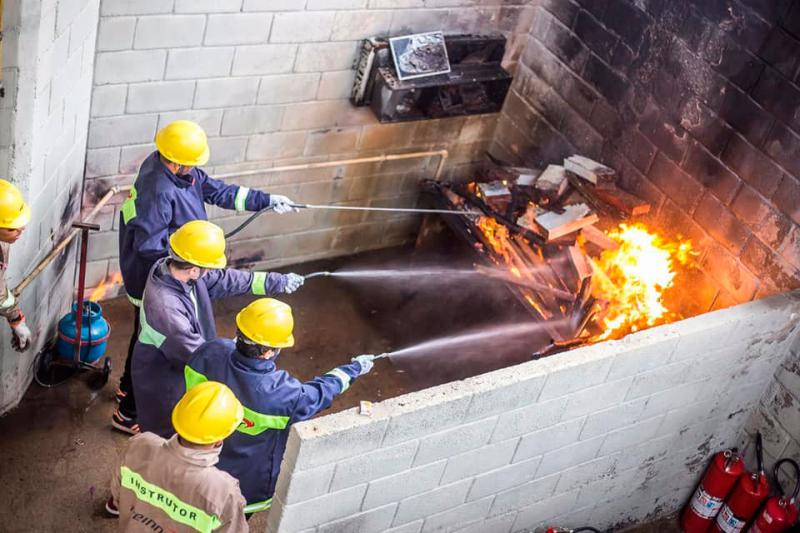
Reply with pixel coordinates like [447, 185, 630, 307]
[133, 259, 289, 438]
[119, 151, 271, 304]
[186, 339, 362, 512]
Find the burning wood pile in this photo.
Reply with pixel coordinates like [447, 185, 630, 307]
[425, 155, 694, 357]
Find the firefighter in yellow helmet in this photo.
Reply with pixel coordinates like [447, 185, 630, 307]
[114, 119, 302, 433]
[107, 381, 249, 532]
[0, 180, 32, 352]
[123, 220, 297, 438]
[186, 299, 376, 515]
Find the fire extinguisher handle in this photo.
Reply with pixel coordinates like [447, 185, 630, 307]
[773, 458, 800, 502]
[756, 431, 764, 474]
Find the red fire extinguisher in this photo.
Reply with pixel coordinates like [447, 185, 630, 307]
[712, 434, 770, 533]
[748, 458, 800, 533]
[682, 449, 746, 532]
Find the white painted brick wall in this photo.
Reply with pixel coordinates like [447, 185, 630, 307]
[738, 299, 800, 471]
[94, 50, 166, 84]
[267, 294, 800, 533]
[132, 14, 205, 49]
[96, 16, 135, 51]
[85, 0, 529, 279]
[231, 44, 297, 76]
[1, 0, 99, 413]
[127, 80, 195, 113]
[205, 13, 272, 45]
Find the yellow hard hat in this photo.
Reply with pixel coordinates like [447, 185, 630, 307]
[169, 220, 227, 269]
[155, 120, 210, 167]
[0, 180, 31, 229]
[172, 381, 244, 444]
[236, 298, 295, 348]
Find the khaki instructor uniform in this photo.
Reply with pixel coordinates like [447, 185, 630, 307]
[111, 432, 248, 533]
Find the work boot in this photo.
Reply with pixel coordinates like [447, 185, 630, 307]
[111, 408, 140, 435]
[105, 497, 119, 517]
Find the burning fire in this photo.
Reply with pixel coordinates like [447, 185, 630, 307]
[474, 214, 692, 341]
[89, 272, 123, 301]
[477, 216, 514, 267]
[591, 223, 692, 339]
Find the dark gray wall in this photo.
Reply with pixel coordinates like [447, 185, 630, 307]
[492, 0, 800, 310]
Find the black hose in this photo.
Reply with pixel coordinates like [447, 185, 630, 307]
[224, 206, 274, 239]
[573, 528, 601, 533]
[773, 457, 800, 501]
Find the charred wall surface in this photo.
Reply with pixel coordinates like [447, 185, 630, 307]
[491, 0, 800, 310]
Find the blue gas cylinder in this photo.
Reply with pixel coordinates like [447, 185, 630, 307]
[56, 301, 111, 364]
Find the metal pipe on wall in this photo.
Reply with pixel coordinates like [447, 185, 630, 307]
[12, 149, 450, 294]
[12, 185, 132, 297]
[221, 149, 452, 180]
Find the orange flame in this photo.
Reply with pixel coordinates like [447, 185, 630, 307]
[474, 211, 692, 340]
[476, 216, 513, 265]
[591, 223, 692, 340]
[89, 272, 123, 301]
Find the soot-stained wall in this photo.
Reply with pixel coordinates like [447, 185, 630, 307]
[492, 0, 800, 311]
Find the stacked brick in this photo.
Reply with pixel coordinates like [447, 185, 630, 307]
[83, 0, 534, 292]
[492, 0, 800, 312]
[266, 294, 800, 532]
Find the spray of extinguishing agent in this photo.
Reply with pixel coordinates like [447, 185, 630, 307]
[682, 448, 746, 532]
[712, 433, 770, 533]
[748, 457, 800, 533]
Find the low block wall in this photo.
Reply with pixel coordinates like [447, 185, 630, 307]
[266, 292, 800, 533]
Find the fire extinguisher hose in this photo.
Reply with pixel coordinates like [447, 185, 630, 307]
[773, 458, 800, 503]
[573, 528, 601, 533]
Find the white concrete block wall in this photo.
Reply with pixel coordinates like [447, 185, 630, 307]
[267, 293, 800, 533]
[0, 0, 100, 413]
[738, 303, 800, 470]
[84, 0, 533, 296]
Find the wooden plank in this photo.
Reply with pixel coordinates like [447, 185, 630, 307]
[564, 155, 616, 185]
[535, 164, 569, 196]
[567, 245, 592, 281]
[592, 185, 651, 216]
[533, 203, 600, 241]
[582, 225, 618, 251]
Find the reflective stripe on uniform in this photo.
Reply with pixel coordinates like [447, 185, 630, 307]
[127, 294, 142, 307]
[0, 289, 16, 310]
[138, 306, 166, 348]
[185, 365, 208, 390]
[243, 499, 272, 514]
[251, 272, 266, 296]
[121, 185, 138, 224]
[120, 465, 222, 533]
[234, 187, 250, 212]
[184, 366, 289, 436]
[325, 368, 351, 392]
[188, 287, 199, 318]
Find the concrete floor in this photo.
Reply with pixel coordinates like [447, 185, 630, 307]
[0, 249, 420, 532]
[0, 244, 683, 532]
